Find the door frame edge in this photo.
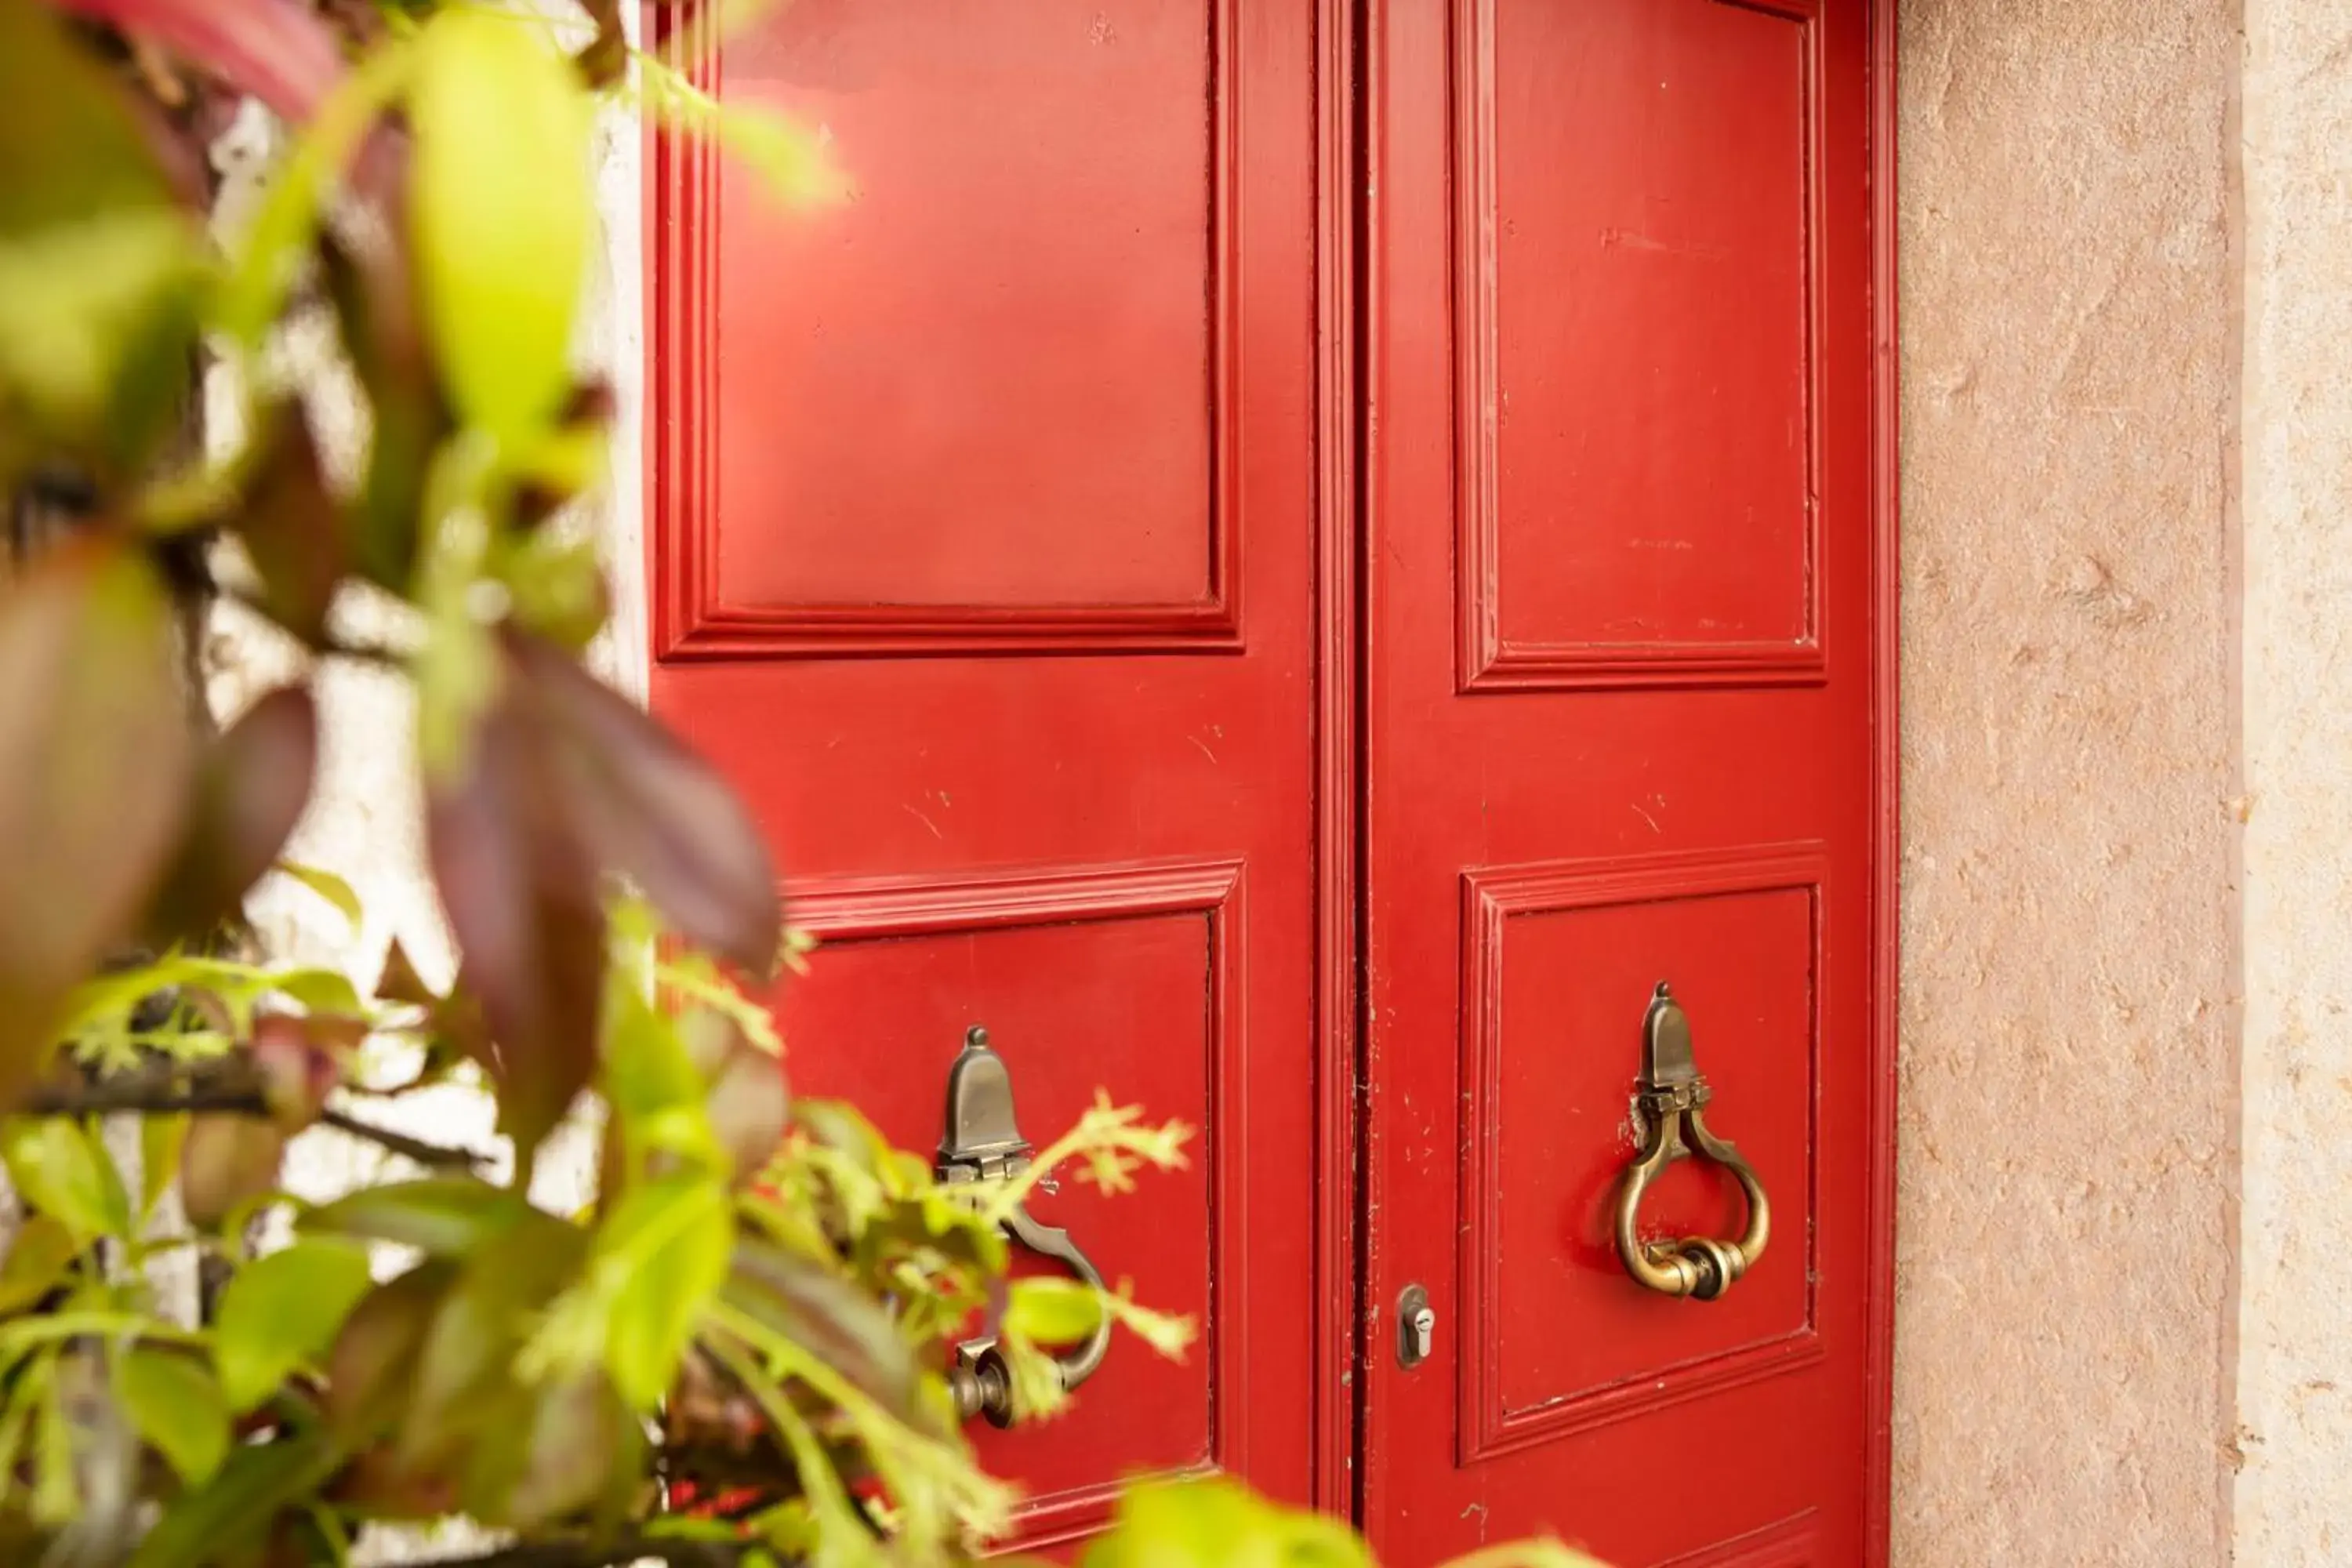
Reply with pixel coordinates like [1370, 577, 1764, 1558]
[1863, 0, 1902, 1561]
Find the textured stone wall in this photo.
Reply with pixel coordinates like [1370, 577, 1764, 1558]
[2236, 5, 2352, 1560]
[1893, 1, 2240, 1563]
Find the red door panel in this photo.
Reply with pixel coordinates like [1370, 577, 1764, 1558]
[647, 0, 1319, 1551]
[1361, 0, 1879, 1563]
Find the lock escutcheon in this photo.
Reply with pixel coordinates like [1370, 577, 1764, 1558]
[1396, 1283, 1435, 1369]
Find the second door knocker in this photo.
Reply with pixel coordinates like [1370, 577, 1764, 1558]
[1612, 982, 1772, 1301]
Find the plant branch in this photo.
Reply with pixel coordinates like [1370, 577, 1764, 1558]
[405, 1536, 759, 1568]
[19, 1063, 491, 1171]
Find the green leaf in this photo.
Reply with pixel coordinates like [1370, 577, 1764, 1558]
[303, 1176, 514, 1258]
[0, 1215, 79, 1316]
[31, 1366, 74, 1526]
[114, 1347, 230, 1486]
[140, 1113, 188, 1220]
[0, 209, 205, 469]
[1004, 1276, 1105, 1348]
[270, 967, 363, 1017]
[2, 1118, 129, 1245]
[408, 9, 593, 444]
[213, 1237, 374, 1413]
[0, 542, 194, 1103]
[636, 52, 847, 210]
[0, 3, 174, 234]
[602, 982, 722, 1173]
[274, 861, 363, 933]
[128, 1425, 338, 1568]
[1080, 1478, 1374, 1568]
[601, 1175, 732, 1408]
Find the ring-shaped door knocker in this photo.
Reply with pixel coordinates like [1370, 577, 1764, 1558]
[934, 1025, 1112, 1426]
[1612, 983, 1771, 1301]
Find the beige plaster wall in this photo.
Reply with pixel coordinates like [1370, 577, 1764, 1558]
[2235, 5, 2352, 1560]
[1893, 1, 2240, 1562]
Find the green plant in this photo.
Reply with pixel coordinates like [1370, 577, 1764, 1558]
[0, 2, 1599, 1563]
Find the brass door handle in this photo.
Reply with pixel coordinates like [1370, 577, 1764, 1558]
[1613, 983, 1770, 1301]
[935, 1026, 1113, 1427]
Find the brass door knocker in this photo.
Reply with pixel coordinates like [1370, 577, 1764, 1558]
[1613, 982, 1771, 1301]
[935, 1025, 1112, 1426]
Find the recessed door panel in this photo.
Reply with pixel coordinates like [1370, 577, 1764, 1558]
[1473, 0, 1817, 677]
[774, 866, 1242, 1531]
[1465, 852, 1820, 1457]
[714, 0, 1221, 615]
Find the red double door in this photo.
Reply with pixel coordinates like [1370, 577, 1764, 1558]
[648, 2, 1890, 1563]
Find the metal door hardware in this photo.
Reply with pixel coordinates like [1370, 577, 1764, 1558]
[935, 1025, 1112, 1426]
[1612, 982, 1772, 1301]
[1396, 1284, 1435, 1369]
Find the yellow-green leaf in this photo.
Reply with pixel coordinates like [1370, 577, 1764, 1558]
[1, 1119, 129, 1245]
[213, 1238, 374, 1413]
[601, 1175, 731, 1408]
[1004, 1276, 1104, 1348]
[407, 11, 592, 444]
[140, 1113, 188, 1220]
[114, 1347, 230, 1486]
[0, 209, 204, 465]
[274, 861, 363, 934]
[0, 1, 173, 234]
[0, 1215, 78, 1315]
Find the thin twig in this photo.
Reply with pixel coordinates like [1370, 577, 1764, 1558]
[318, 1105, 483, 1171]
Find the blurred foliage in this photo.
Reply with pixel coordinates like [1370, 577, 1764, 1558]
[0, 0, 1600, 1563]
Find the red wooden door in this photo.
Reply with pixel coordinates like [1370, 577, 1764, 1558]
[1357, 1, 1889, 1564]
[645, 0, 1323, 1552]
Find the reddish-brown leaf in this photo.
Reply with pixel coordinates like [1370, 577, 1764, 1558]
[141, 683, 318, 946]
[0, 540, 191, 1101]
[724, 1236, 923, 1421]
[702, 1022, 789, 1187]
[249, 1013, 343, 1131]
[397, 1218, 583, 1475]
[179, 1115, 285, 1229]
[423, 661, 605, 1161]
[235, 426, 343, 645]
[321, 1261, 454, 1446]
[499, 1370, 633, 1530]
[507, 631, 782, 975]
[49, 0, 347, 126]
[575, 0, 627, 89]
